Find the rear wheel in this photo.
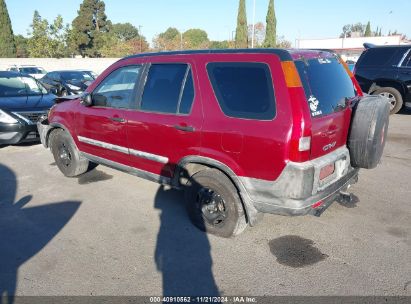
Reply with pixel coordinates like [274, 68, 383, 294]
[372, 87, 403, 114]
[185, 168, 247, 238]
[49, 129, 92, 177]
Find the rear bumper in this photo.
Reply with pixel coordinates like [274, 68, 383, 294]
[240, 146, 359, 216]
[0, 123, 39, 145]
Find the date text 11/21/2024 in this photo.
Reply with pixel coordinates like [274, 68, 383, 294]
[148, 296, 257, 303]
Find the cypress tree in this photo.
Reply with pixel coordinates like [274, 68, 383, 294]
[364, 21, 372, 37]
[71, 0, 110, 57]
[263, 0, 277, 48]
[0, 0, 16, 57]
[235, 0, 248, 48]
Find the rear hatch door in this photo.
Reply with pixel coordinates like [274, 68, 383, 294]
[294, 54, 358, 159]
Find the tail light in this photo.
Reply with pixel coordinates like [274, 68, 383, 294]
[282, 61, 312, 162]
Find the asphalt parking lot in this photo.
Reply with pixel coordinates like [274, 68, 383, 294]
[0, 111, 410, 298]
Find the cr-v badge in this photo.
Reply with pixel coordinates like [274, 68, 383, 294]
[323, 141, 337, 151]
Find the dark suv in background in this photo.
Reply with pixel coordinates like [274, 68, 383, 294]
[354, 44, 411, 114]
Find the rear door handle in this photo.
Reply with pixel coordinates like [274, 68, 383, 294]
[174, 125, 195, 132]
[110, 117, 126, 123]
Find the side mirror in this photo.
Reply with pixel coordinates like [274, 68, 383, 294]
[50, 88, 58, 95]
[80, 94, 93, 107]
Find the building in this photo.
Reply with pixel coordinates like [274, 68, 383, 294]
[296, 35, 410, 62]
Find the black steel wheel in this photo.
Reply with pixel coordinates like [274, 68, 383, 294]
[49, 129, 91, 177]
[185, 168, 247, 237]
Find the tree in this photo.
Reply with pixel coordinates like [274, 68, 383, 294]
[235, 0, 248, 48]
[183, 29, 209, 49]
[14, 35, 28, 58]
[112, 22, 139, 41]
[27, 11, 69, 58]
[0, 0, 16, 57]
[27, 11, 51, 57]
[209, 40, 230, 49]
[248, 22, 265, 47]
[71, 0, 110, 57]
[263, 0, 276, 48]
[153, 27, 180, 51]
[99, 31, 149, 57]
[340, 23, 366, 38]
[276, 36, 291, 48]
[364, 21, 372, 37]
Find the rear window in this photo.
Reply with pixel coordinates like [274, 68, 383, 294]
[207, 62, 275, 120]
[295, 57, 356, 118]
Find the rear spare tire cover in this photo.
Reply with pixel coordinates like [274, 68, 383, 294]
[348, 96, 390, 169]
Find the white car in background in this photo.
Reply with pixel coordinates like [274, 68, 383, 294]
[6, 65, 47, 79]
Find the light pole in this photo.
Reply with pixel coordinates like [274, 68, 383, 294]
[251, 0, 256, 48]
[180, 31, 183, 50]
[138, 25, 143, 53]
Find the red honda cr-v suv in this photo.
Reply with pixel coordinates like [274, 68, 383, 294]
[38, 49, 390, 237]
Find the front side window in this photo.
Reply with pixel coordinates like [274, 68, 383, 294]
[207, 62, 276, 120]
[93, 65, 141, 109]
[140, 64, 194, 114]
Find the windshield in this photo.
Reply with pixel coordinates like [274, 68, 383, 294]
[295, 57, 356, 118]
[0, 76, 48, 97]
[61, 71, 94, 82]
[83, 71, 97, 79]
[19, 67, 46, 74]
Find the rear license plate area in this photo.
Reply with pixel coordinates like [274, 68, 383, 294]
[319, 163, 335, 181]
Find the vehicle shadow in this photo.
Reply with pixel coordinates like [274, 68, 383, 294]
[154, 183, 220, 297]
[0, 164, 81, 304]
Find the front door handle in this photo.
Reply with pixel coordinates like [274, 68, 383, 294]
[110, 117, 126, 123]
[174, 124, 195, 132]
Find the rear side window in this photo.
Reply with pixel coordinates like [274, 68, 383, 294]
[401, 50, 411, 67]
[141, 64, 194, 114]
[295, 57, 356, 118]
[207, 62, 275, 120]
[358, 48, 397, 66]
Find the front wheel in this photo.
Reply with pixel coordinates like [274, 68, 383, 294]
[49, 129, 92, 177]
[373, 87, 403, 114]
[185, 168, 247, 238]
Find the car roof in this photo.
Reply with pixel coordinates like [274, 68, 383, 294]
[120, 48, 336, 63]
[0, 71, 32, 77]
[366, 44, 411, 50]
[120, 48, 295, 61]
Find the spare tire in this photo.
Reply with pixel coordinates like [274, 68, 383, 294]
[348, 95, 390, 169]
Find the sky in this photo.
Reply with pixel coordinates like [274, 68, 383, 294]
[5, 0, 411, 46]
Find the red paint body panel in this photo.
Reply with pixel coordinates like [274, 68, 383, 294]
[47, 49, 360, 184]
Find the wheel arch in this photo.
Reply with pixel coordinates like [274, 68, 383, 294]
[174, 156, 261, 226]
[369, 80, 406, 97]
[45, 123, 72, 148]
